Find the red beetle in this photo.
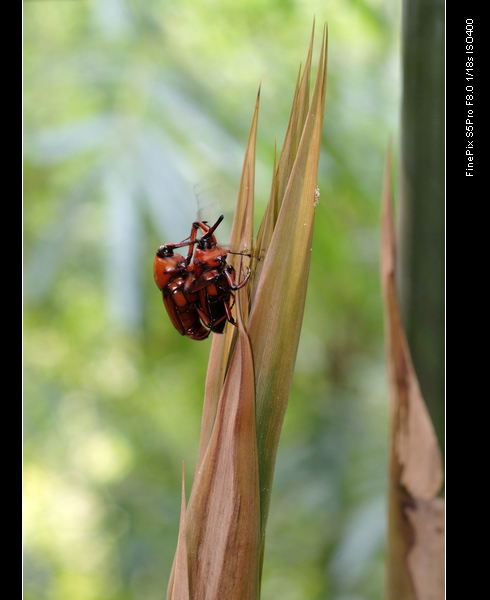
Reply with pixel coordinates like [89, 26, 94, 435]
[153, 240, 211, 340]
[184, 216, 251, 332]
[154, 216, 251, 339]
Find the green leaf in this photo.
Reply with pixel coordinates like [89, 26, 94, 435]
[248, 24, 328, 541]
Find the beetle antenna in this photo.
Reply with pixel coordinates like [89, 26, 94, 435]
[228, 250, 261, 261]
[227, 250, 253, 258]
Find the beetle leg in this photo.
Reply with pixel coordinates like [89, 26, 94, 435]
[224, 265, 251, 290]
[196, 305, 228, 330]
[196, 306, 208, 328]
[182, 222, 203, 264]
[185, 269, 221, 294]
[223, 299, 237, 327]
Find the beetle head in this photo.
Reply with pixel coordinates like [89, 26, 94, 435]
[156, 245, 174, 258]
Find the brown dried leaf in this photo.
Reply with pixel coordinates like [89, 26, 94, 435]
[381, 145, 445, 600]
[405, 498, 445, 600]
[185, 326, 260, 599]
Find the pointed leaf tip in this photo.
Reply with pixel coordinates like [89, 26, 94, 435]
[167, 464, 190, 600]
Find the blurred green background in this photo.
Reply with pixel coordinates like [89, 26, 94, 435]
[23, 1, 401, 599]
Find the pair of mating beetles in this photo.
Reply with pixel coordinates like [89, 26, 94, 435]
[153, 215, 251, 340]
